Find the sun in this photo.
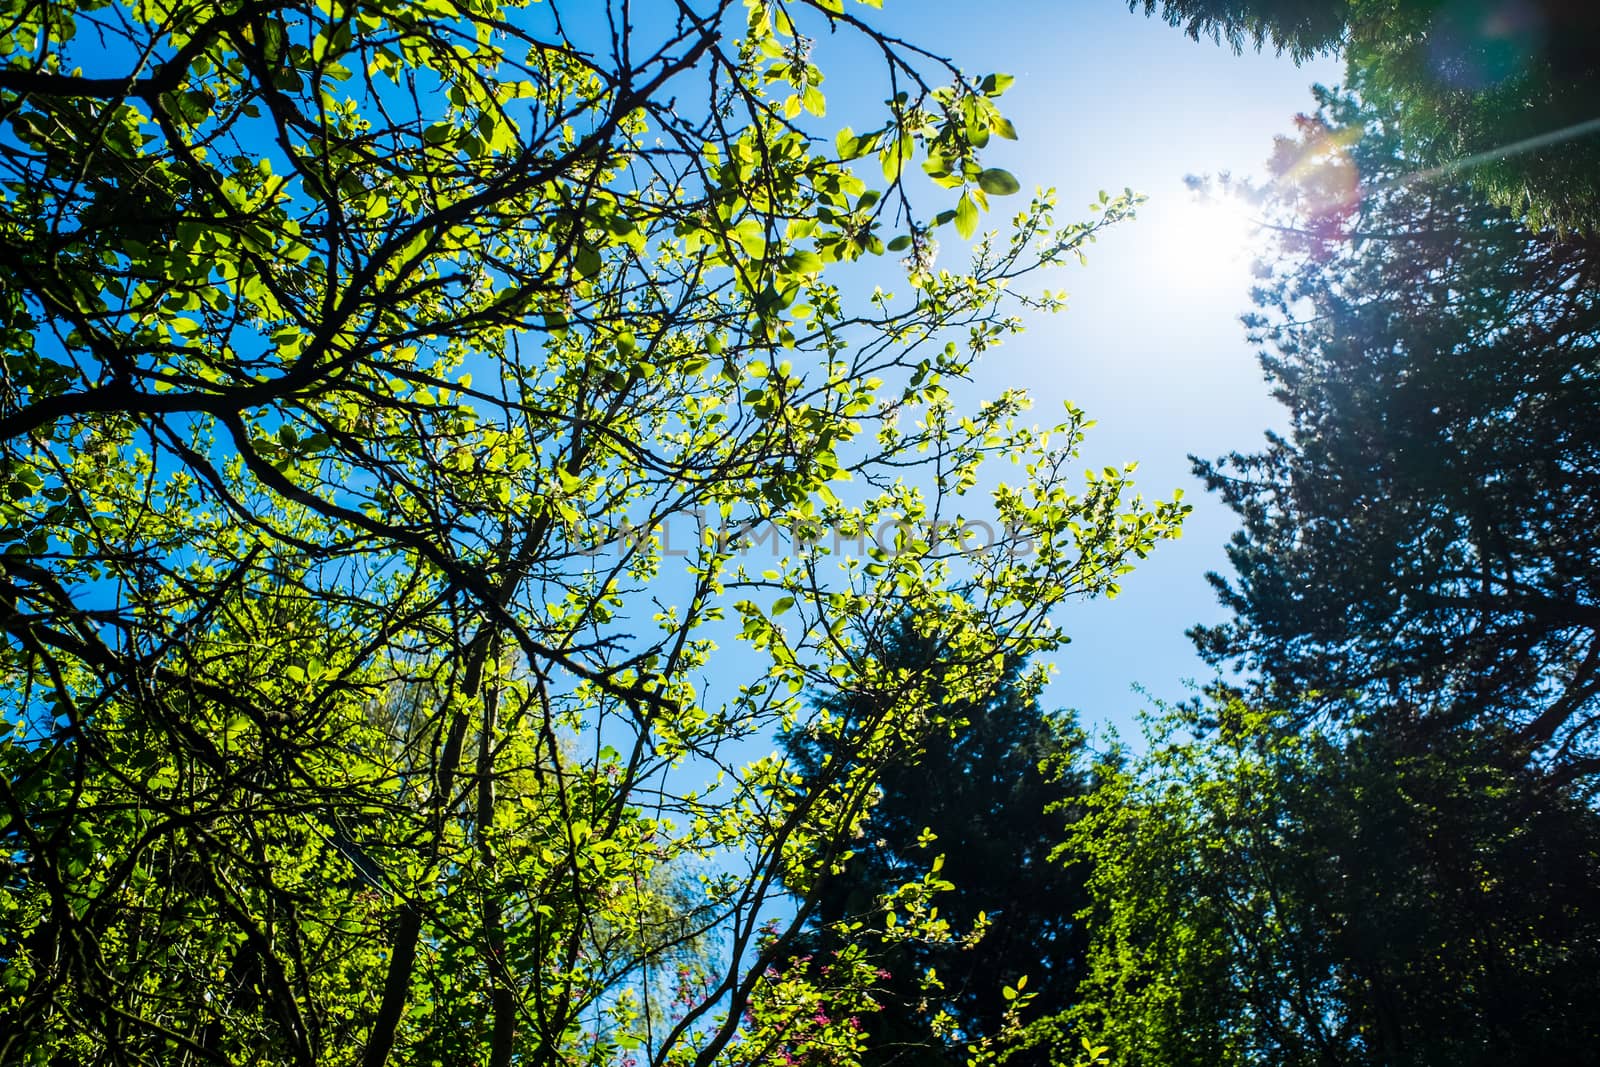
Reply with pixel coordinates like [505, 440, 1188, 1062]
[1153, 187, 1259, 290]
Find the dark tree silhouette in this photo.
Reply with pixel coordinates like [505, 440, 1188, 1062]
[1193, 89, 1600, 782]
[782, 622, 1094, 1067]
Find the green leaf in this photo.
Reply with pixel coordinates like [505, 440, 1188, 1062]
[736, 219, 767, 259]
[977, 169, 1021, 196]
[575, 245, 603, 278]
[880, 134, 911, 185]
[954, 193, 978, 240]
[786, 250, 824, 274]
[979, 72, 1015, 96]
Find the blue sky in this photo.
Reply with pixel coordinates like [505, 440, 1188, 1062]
[574, 0, 1345, 742]
[502, 0, 1340, 744]
[809, 1, 1342, 737]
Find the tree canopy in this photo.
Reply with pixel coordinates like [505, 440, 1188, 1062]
[1066, 698, 1600, 1067]
[1192, 88, 1600, 782]
[1127, 0, 1347, 60]
[15, 1, 1598, 1064]
[969, 23, 1600, 1066]
[0, 0, 1188, 1064]
[1053, 81, 1600, 1067]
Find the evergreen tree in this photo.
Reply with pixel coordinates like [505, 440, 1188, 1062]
[783, 622, 1095, 1066]
[1193, 88, 1600, 782]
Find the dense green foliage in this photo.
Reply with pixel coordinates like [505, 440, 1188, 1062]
[1128, 0, 1600, 231]
[1067, 700, 1600, 1067]
[0, 0, 1190, 1063]
[782, 624, 1093, 1067]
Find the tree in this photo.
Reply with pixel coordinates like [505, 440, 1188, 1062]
[1191, 88, 1600, 781]
[1068, 87, 1600, 1066]
[0, 0, 1189, 1063]
[1125, 0, 1347, 60]
[1065, 698, 1600, 1067]
[1125, 0, 1600, 231]
[780, 621, 1095, 1067]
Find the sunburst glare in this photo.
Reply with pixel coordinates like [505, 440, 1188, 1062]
[1150, 183, 1259, 291]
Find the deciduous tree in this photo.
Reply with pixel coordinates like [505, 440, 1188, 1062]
[0, 1, 1185, 1064]
[1065, 700, 1600, 1067]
